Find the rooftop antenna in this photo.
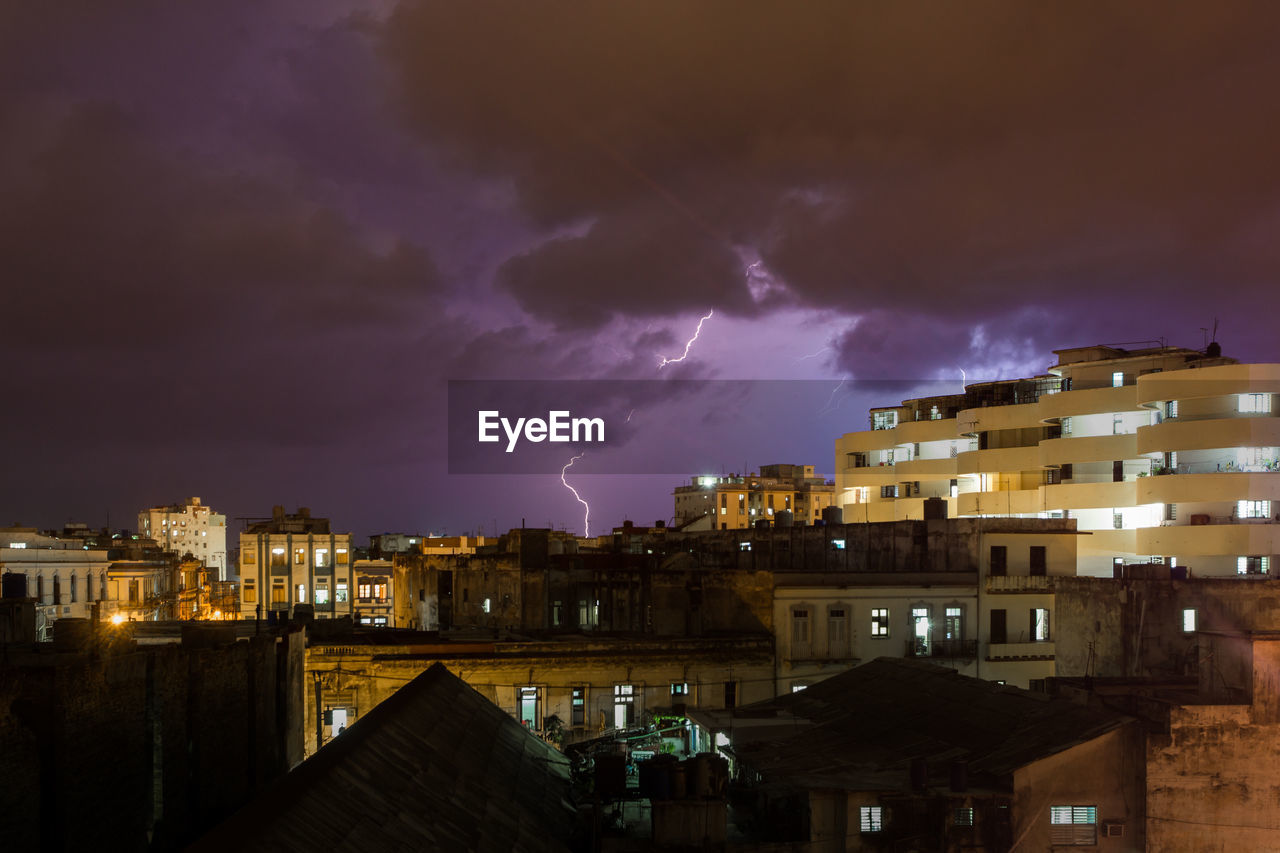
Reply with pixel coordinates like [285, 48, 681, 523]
[1212, 318, 1219, 344]
[1200, 327, 1209, 349]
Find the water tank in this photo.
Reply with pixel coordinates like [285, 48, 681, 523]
[923, 497, 948, 520]
[821, 506, 844, 525]
[774, 510, 794, 528]
[754, 519, 770, 531]
[548, 538, 564, 556]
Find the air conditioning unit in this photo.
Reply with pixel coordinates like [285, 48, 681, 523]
[1103, 820, 1125, 837]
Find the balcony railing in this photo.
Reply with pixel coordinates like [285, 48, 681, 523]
[905, 638, 978, 659]
[986, 575, 1053, 593]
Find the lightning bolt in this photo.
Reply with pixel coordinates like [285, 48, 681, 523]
[819, 377, 847, 415]
[657, 310, 713, 369]
[561, 453, 590, 537]
[959, 367, 967, 392]
[795, 345, 832, 363]
[626, 409, 635, 422]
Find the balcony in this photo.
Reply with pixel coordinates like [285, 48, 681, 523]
[986, 641, 1055, 661]
[1138, 471, 1280, 504]
[905, 638, 978, 659]
[956, 445, 1042, 475]
[1137, 417, 1280, 454]
[1137, 522, 1280, 557]
[957, 489, 1043, 516]
[986, 575, 1053, 594]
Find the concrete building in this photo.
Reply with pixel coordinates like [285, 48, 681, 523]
[674, 463, 837, 530]
[304, 631, 775, 758]
[138, 497, 228, 580]
[0, 526, 112, 638]
[351, 558, 392, 626]
[1052, 631, 1280, 851]
[691, 658, 1146, 851]
[837, 342, 1280, 576]
[238, 506, 353, 621]
[773, 513, 1079, 690]
[0, 609, 304, 851]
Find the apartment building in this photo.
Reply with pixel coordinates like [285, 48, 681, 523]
[836, 343, 1279, 576]
[673, 463, 836, 530]
[138, 497, 228, 579]
[0, 526, 111, 636]
[238, 506, 353, 620]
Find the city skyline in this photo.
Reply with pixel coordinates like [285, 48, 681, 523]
[5, 2, 1280, 537]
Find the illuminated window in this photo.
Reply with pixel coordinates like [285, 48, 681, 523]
[1182, 608, 1196, 633]
[831, 538, 846, 550]
[871, 608, 890, 637]
[294, 548, 306, 566]
[314, 548, 330, 568]
[271, 579, 286, 605]
[1239, 393, 1271, 413]
[671, 682, 689, 696]
[791, 683, 808, 692]
[315, 579, 330, 605]
[336, 548, 349, 566]
[1050, 805, 1097, 845]
[358, 582, 372, 600]
[335, 582, 348, 603]
[1238, 500, 1272, 519]
[571, 687, 586, 726]
[1111, 371, 1124, 387]
[482, 597, 491, 613]
[296, 583, 306, 603]
[1238, 556, 1270, 575]
[872, 410, 897, 430]
[243, 578, 257, 604]
[954, 807, 974, 826]
[860, 806, 883, 833]
[1032, 608, 1051, 641]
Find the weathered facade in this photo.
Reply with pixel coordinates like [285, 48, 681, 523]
[0, 618, 304, 851]
[303, 632, 774, 757]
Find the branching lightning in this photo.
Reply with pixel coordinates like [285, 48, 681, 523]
[560, 453, 590, 537]
[819, 377, 847, 415]
[658, 310, 713, 369]
[960, 367, 967, 392]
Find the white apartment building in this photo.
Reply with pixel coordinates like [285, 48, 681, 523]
[138, 497, 228, 579]
[238, 506, 353, 620]
[836, 343, 1280, 576]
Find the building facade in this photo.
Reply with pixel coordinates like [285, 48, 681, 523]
[138, 497, 228, 580]
[238, 506, 353, 620]
[837, 343, 1280, 576]
[674, 463, 836, 530]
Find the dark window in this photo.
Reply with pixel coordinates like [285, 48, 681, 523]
[1030, 546, 1047, 576]
[1061, 463, 1072, 480]
[990, 546, 1007, 577]
[1113, 460, 1123, 482]
[571, 687, 585, 726]
[990, 609, 1007, 644]
[724, 680, 737, 710]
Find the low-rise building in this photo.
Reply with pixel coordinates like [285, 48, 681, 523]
[352, 558, 392, 626]
[238, 506, 353, 621]
[674, 463, 837, 530]
[692, 658, 1146, 851]
[0, 526, 112, 637]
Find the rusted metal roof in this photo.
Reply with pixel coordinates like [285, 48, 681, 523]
[190, 663, 575, 852]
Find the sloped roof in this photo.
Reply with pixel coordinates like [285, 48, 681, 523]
[726, 658, 1130, 793]
[190, 663, 575, 852]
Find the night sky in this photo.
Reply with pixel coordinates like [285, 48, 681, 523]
[5, 2, 1280, 540]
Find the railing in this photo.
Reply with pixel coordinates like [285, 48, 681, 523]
[905, 638, 978, 659]
[1152, 462, 1280, 475]
[986, 575, 1053, 593]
